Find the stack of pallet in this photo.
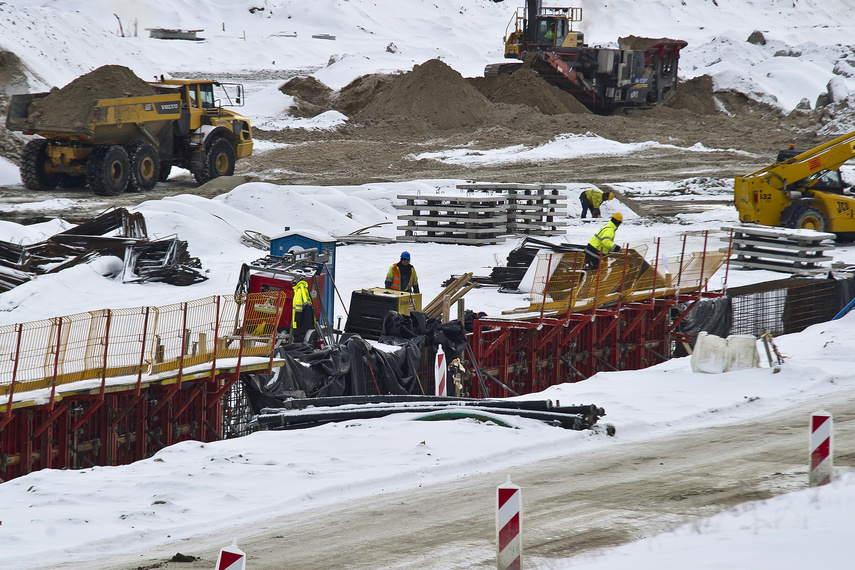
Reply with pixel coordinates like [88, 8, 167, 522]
[395, 193, 509, 245]
[456, 183, 567, 236]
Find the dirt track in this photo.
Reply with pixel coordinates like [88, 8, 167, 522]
[42, 387, 855, 570]
[0, 63, 835, 225]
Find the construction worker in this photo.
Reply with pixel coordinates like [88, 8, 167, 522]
[584, 213, 623, 269]
[291, 278, 315, 342]
[385, 251, 420, 293]
[579, 188, 614, 219]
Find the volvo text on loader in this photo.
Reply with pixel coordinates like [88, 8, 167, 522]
[6, 78, 253, 196]
[734, 130, 855, 239]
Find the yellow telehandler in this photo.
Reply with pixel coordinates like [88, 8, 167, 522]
[734, 130, 855, 239]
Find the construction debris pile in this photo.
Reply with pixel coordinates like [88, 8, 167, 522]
[249, 395, 611, 432]
[0, 208, 206, 291]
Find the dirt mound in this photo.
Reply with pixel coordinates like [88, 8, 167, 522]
[353, 58, 496, 132]
[279, 76, 333, 118]
[0, 51, 32, 95]
[619, 35, 687, 51]
[26, 65, 158, 130]
[334, 73, 396, 117]
[667, 75, 720, 115]
[469, 68, 591, 115]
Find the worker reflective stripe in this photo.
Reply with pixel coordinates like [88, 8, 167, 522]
[387, 263, 417, 291]
[584, 189, 604, 208]
[588, 221, 616, 253]
[291, 281, 311, 328]
[390, 265, 403, 290]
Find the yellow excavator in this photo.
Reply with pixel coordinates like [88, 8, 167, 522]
[734, 130, 855, 239]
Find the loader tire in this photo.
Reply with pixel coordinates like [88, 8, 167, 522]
[87, 145, 130, 196]
[20, 139, 59, 191]
[789, 205, 826, 232]
[193, 137, 235, 186]
[125, 141, 160, 192]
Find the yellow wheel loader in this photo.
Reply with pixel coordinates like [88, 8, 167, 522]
[734, 131, 855, 239]
[6, 77, 253, 196]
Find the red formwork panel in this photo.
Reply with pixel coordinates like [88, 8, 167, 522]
[0, 376, 231, 482]
[468, 298, 688, 399]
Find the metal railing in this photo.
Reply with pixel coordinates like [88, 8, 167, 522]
[0, 292, 286, 400]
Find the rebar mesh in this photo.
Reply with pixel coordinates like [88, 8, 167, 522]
[728, 278, 839, 337]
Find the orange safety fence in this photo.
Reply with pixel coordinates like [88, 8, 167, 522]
[0, 292, 286, 398]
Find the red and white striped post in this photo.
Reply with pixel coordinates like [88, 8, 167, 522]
[435, 345, 447, 397]
[497, 475, 522, 570]
[215, 539, 246, 570]
[810, 411, 833, 487]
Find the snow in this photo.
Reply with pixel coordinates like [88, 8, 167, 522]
[1, 0, 855, 568]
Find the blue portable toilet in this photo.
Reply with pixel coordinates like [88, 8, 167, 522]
[269, 230, 336, 323]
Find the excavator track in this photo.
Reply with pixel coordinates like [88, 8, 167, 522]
[484, 62, 523, 77]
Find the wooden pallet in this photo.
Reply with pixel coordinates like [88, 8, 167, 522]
[722, 225, 835, 274]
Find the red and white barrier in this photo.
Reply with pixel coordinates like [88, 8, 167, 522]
[497, 476, 522, 570]
[215, 539, 246, 570]
[810, 411, 833, 487]
[434, 345, 447, 397]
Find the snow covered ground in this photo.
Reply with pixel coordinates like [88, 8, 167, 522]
[1, 0, 855, 568]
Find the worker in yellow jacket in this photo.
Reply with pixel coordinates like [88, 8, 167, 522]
[584, 213, 623, 269]
[385, 251, 420, 293]
[579, 188, 614, 219]
[291, 278, 315, 342]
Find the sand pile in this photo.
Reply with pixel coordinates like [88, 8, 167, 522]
[666, 75, 724, 115]
[279, 76, 333, 118]
[25, 65, 158, 130]
[469, 67, 591, 115]
[353, 58, 497, 132]
[334, 73, 395, 117]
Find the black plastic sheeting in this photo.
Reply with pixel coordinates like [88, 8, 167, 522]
[241, 311, 469, 415]
[674, 274, 855, 355]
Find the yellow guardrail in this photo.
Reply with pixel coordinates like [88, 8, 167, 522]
[516, 241, 729, 315]
[0, 292, 286, 398]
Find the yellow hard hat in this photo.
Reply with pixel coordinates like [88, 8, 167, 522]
[606, 191, 614, 200]
[611, 212, 623, 222]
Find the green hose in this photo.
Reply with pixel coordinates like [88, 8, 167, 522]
[412, 410, 518, 429]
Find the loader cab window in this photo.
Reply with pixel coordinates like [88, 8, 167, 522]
[537, 19, 557, 45]
[199, 84, 215, 109]
[554, 19, 568, 45]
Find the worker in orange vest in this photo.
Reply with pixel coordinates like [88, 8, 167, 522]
[385, 251, 420, 293]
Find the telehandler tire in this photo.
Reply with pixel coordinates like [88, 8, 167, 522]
[193, 137, 235, 186]
[20, 139, 59, 191]
[125, 141, 160, 192]
[789, 205, 826, 232]
[87, 144, 130, 196]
